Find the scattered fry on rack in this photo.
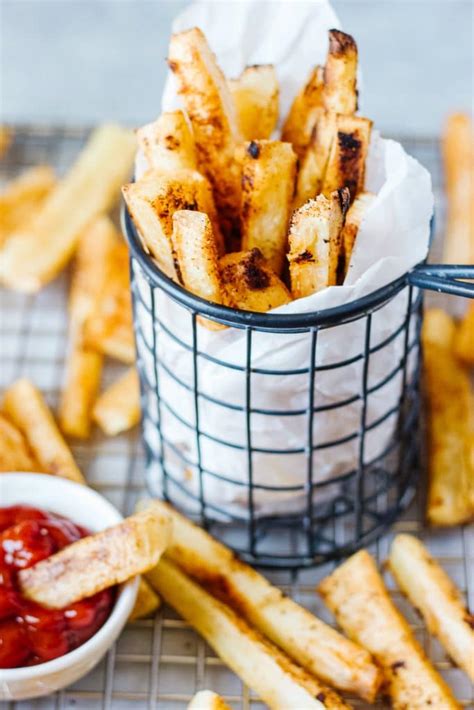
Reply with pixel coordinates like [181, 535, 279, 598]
[318, 549, 461, 709]
[139, 500, 382, 702]
[422, 309, 474, 526]
[288, 188, 350, 298]
[147, 558, 351, 710]
[389, 534, 474, 682]
[442, 112, 474, 264]
[188, 690, 232, 710]
[454, 302, 474, 367]
[0, 165, 56, 246]
[20, 507, 172, 609]
[0, 125, 12, 156]
[128, 578, 161, 622]
[0, 413, 40, 473]
[137, 110, 198, 173]
[93, 367, 141, 436]
[2, 379, 85, 484]
[0, 124, 136, 292]
[229, 64, 279, 141]
[240, 139, 297, 275]
[219, 249, 292, 312]
[341, 192, 376, 275]
[281, 66, 324, 159]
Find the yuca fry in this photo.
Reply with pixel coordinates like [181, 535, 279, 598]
[318, 550, 461, 710]
[454, 302, 474, 366]
[168, 28, 242, 244]
[2, 379, 85, 484]
[281, 66, 324, 160]
[188, 690, 232, 710]
[423, 309, 474, 526]
[288, 189, 350, 299]
[442, 113, 474, 264]
[219, 249, 291, 313]
[93, 367, 140, 436]
[129, 578, 161, 622]
[140, 500, 381, 701]
[0, 413, 39, 473]
[340, 192, 375, 276]
[60, 346, 103, 439]
[229, 64, 279, 141]
[0, 166, 56, 246]
[240, 140, 297, 275]
[137, 110, 197, 173]
[147, 559, 351, 710]
[294, 110, 337, 209]
[323, 30, 358, 115]
[20, 507, 172, 609]
[0, 126, 12, 157]
[83, 242, 135, 364]
[389, 534, 474, 681]
[0, 124, 136, 292]
[322, 115, 372, 202]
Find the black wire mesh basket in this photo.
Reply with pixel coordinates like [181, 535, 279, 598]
[123, 206, 474, 568]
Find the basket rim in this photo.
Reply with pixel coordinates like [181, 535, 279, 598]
[122, 203, 414, 331]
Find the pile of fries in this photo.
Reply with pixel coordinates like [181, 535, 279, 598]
[124, 27, 375, 321]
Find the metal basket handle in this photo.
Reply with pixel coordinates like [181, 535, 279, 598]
[408, 264, 474, 298]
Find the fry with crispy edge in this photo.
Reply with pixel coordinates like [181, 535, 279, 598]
[147, 558, 351, 710]
[389, 534, 474, 681]
[0, 124, 136, 292]
[323, 30, 358, 115]
[423, 309, 474, 526]
[188, 690, 232, 710]
[229, 64, 279, 141]
[19, 507, 172, 609]
[139, 500, 381, 701]
[93, 367, 141, 436]
[220, 249, 291, 313]
[129, 578, 161, 622]
[137, 110, 198, 173]
[0, 413, 39, 473]
[322, 115, 372, 202]
[289, 189, 349, 299]
[318, 550, 461, 709]
[442, 113, 474, 264]
[240, 140, 297, 275]
[2, 379, 85, 484]
[281, 66, 324, 160]
[294, 110, 337, 209]
[340, 192, 375, 277]
[0, 166, 56, 246]
[83, 241, 135, 364]
[454, 303, 474, 366]
[168, 28, 242, 245]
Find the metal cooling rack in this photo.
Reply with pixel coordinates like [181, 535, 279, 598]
[0, 125, 473, 710]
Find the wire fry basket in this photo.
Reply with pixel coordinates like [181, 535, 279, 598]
[124, 205, 474, 569]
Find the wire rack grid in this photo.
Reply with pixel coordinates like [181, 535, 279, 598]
[0, 125, 473, 710]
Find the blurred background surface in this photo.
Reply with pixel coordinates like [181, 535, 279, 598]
[1, 0, 473, 134]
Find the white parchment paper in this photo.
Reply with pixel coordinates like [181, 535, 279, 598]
[135, 0, 433, 518]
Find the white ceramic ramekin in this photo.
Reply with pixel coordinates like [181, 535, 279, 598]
[0, 473, 139, 700]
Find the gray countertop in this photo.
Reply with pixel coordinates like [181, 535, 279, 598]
[1, 0, 473, 135]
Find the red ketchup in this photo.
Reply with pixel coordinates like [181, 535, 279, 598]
[0, 505, 115, 668]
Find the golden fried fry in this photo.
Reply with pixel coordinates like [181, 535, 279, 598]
[0, 126, 12, 157]
[20, 508, 172, 609]
[322, 115, 372, 201]
[0, 125, 136, 292]
[128, 578, 161, 622]
[137, 110, 197, 173]
[340, 191, 375, 276]
[294, 110, 337, 208]
[0, 166, 56, 246]
[168, 28, 242, 244]
[442, 113, 474, 264]
[147, 559, 350, 710]
[281, 65, 324, 159]
[288, 189, 349, 299]
[59, 346, 103, 440]
[92, 367, 140, 436]
[318, 550, 461, 710]
[422, 309, 474, 526]
[389, 534, 474, 682]
[140, 500, 381, 702]
[239, 139, 297, 274]
[0, 413, 39, 473]
[188, 691, 232, 710]
[2, 379, 85, 484]
[220, 249, 291, 313]
[229, 64, 279, 141]
[454, 303, 474, 366]
[323, 30, 358, 115]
